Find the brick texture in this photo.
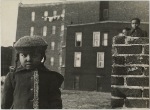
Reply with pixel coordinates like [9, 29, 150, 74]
[127, 66, 143, 75]
[126, 56, 149, 64]
[111, 87, 142, 98]
[127, 37, 149, 44]
[112, 67, 127, 75]
[143, 89, 149, 98]
[111, 77, 124, 85]
[116, 45, 142, 54]
[144, 67, 149, 76]
[111, 36, 149, 108]
[111, 98, 124, 108]
[126, 77, 149, 86]
[143, 45, 149, 54]
[114, 36, 125, 44]
[112, 56, 125, 65]
[125, 99, 149, 108]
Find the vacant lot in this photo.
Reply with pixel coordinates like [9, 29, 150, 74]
[61, 90, 111, 109]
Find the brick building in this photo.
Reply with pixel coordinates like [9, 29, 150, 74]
[14, 1, 149, 91]
[14, 1, 100, 75]
[65, 22, 148, 92]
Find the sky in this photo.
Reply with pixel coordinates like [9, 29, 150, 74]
[1, 0, 65, 47]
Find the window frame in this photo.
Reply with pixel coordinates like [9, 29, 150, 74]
[52, 26, 56, 35]
[97, 52, 104, 68]
[93, 32, 100, 47]
[44, 11, 48, 21]
[43, 26, 47, 36]
[103, 33, 108, 46]
[51, 42, 55, 50]
[31, 11, 35, 21]
[59, 56, 62, 66]
[50, 57, 54, 66]
[74, 52, 81, 67]
[75, 32, 82, 47]
[30, 26, 34, 36]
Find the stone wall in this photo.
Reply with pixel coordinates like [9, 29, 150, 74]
[111, 36, 149, 108]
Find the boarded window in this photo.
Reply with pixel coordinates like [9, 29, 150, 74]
[74, 52, 81, 67]
[75, 32, 82, 47]
[97, 52, 104, 68]
[93, 32, 100, 47]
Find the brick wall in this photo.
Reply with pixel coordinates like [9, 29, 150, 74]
[111, 36, 149, 108]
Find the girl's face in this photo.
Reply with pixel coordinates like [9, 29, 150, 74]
[19, 52, 43, 70]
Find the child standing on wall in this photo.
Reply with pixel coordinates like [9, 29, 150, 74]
[130, 18, 147, 37]
[1, 35, 64, 109]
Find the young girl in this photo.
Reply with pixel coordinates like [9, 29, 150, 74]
[1, 35, 64, 109]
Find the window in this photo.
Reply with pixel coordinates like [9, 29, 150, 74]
[31, 12, 35, 21]
[97, 52, 104, 68]
[52, 26, 56, 34]
[59, 56, 62, 66]
[30, 27, 34, 36]
[60, 25, 64, 36]
[61, 25, 64, 31]
[61, 9, 65, 20]
[75, 32, 82, 47]
[103, 9, 108, 19]
[74, 52, 81, 67]
[103, 33, 108, 46]
[43, 26, 47, 36]
[50, 57, 54, 66]
[93, 32, 100, 47]
[51, 42, 55, 50]
[53, 10, 57, 16]
[44, 11, 48, 21]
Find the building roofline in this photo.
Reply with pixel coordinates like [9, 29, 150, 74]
[67, 21, 149, 27]
[19, 1, 87, 7]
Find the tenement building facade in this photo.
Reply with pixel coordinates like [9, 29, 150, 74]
[14, 1, 149, 91]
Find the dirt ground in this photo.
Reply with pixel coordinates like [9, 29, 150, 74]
[61, 90, 111, 109]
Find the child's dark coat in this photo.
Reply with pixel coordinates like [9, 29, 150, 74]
[1, 64, 64, 109]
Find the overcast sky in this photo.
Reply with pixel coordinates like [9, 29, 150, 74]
[1, 0, 65, 47]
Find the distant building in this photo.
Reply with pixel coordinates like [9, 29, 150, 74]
[14, 1, 149, 90]
[65, 22, 148, 92]
[1, 46, 13, 76]
[15, 1, 100, 76]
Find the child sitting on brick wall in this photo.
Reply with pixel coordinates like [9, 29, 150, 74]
[130, 18, 147, 37]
